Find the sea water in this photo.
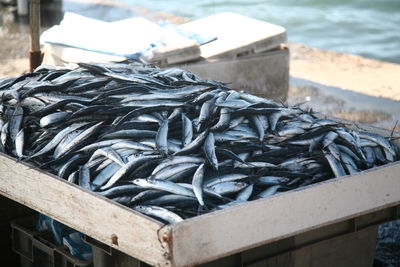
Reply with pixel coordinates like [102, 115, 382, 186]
[119, 0, 400, 64]
[1, 0, 399, 64]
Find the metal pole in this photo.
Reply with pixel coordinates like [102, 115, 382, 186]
[29, 0, 42, 72]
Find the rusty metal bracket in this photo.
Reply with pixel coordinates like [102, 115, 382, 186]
[29, 0, 42, 72]
[29, 51, 43, 72]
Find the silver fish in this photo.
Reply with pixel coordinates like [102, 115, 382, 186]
[101, 155, 160, 190]
[15, 129, 24, 158]
[31, 123, 89, 158]
[152, 156, 204, 175]
[208, 181, 248, 195]
[134, 205, 183, 224]
[192, 163, 205, 206]
[256, 185, 281, 198]
[156, 120, 169, 156]
[55, 122, 103, 158]
[203, 132, 218, 170]
[133, 178, 195, 197]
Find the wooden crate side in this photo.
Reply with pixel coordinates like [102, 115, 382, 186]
[0, 153, 170, 266]
[245, 226, 377, 267]
[292, 226, 377, 267]
[169, 162, 400, 267]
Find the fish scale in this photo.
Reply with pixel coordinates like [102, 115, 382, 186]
[0, 61, 397, 224]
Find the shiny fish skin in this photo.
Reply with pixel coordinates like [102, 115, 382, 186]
[323, 131, 338, 148]
[151, 162, 199, 181]
[256, 185, 281, 199]
[133, 178, 195, 197]
[55, 122, 103, 159]
[110, 141, 153, 152]
[236, 184, 254, 202]
[9, 105, 23, 142]
[78, 139, 127, 152]
[30, 123, 89, 158]
[249, 115, 265, 141]
[58, 154, 85, 178]
[208, 181, 248, 195]
[0, 61, 397, 224]
[197, 96, 217, 130]
[174, 130, 209, 156]
[203, 133, 218, 170]
[341, 153, 359, 174]
[211, 107, 231, 131]
[15, 129, 24, 158]
[89, 147, 125, 166]
[192, 163, 206, 206]
[254, 176, 290, 186]
[40, 112, 71, 128]
[97, 184, 143, 198]
[134, 205, 183, 224]
[358, 131, 396, 156]
[101, 129, 157, 140]
[1, 122, 8, 147]
[181, 113, 193, 147]
[92, 163, 121, 188]
[156, 120, 169, 156]
[324, 152, 346, 177]
[151, 156, 204, 175]
[52, 129, 82, 157]
[101, 155, 161, 190]
[78, 166, 91, 190]
[204, 173, 248, 188]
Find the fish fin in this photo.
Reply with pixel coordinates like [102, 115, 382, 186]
[389, 120, 398, 139]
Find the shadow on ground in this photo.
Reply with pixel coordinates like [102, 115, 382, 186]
[288, 77, 400, 132]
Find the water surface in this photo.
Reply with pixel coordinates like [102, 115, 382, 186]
[1, 0, 399, 63]
[118, 0, 400, 63]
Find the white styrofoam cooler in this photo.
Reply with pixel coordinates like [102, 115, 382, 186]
[176, 12, 289, 101]
[178, 12, 287, 60]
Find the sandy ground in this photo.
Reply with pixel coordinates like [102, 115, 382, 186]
[287, 43, 400, 132]
[0, 27, 29, 76]
[289, 43, 400, 101]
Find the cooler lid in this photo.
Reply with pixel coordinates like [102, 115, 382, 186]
[179, 12, 287, 59]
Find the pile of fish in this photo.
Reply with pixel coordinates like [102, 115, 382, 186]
[0, 61, 398, 224]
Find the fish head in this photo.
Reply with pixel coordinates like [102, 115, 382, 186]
[133, 178, 146, 186]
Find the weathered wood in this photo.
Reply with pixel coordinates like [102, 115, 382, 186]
[293, 226, 377, 267]
[0, 153, 171, 266]
[0, 122, 399, 267]
[246, 226, 377, 267]
[169, 162, 400, 266]
[29, 0, 43, 72]
[29, 0, 41, 53]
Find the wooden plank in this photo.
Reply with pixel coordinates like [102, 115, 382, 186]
[0, 153, 171, 266]
[246, 226, 377, 267]
[0, 120, 398, 266]
[29, 0, 40, 53]
[170, 162, 400, 266]
[293, 226, 377, 267]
